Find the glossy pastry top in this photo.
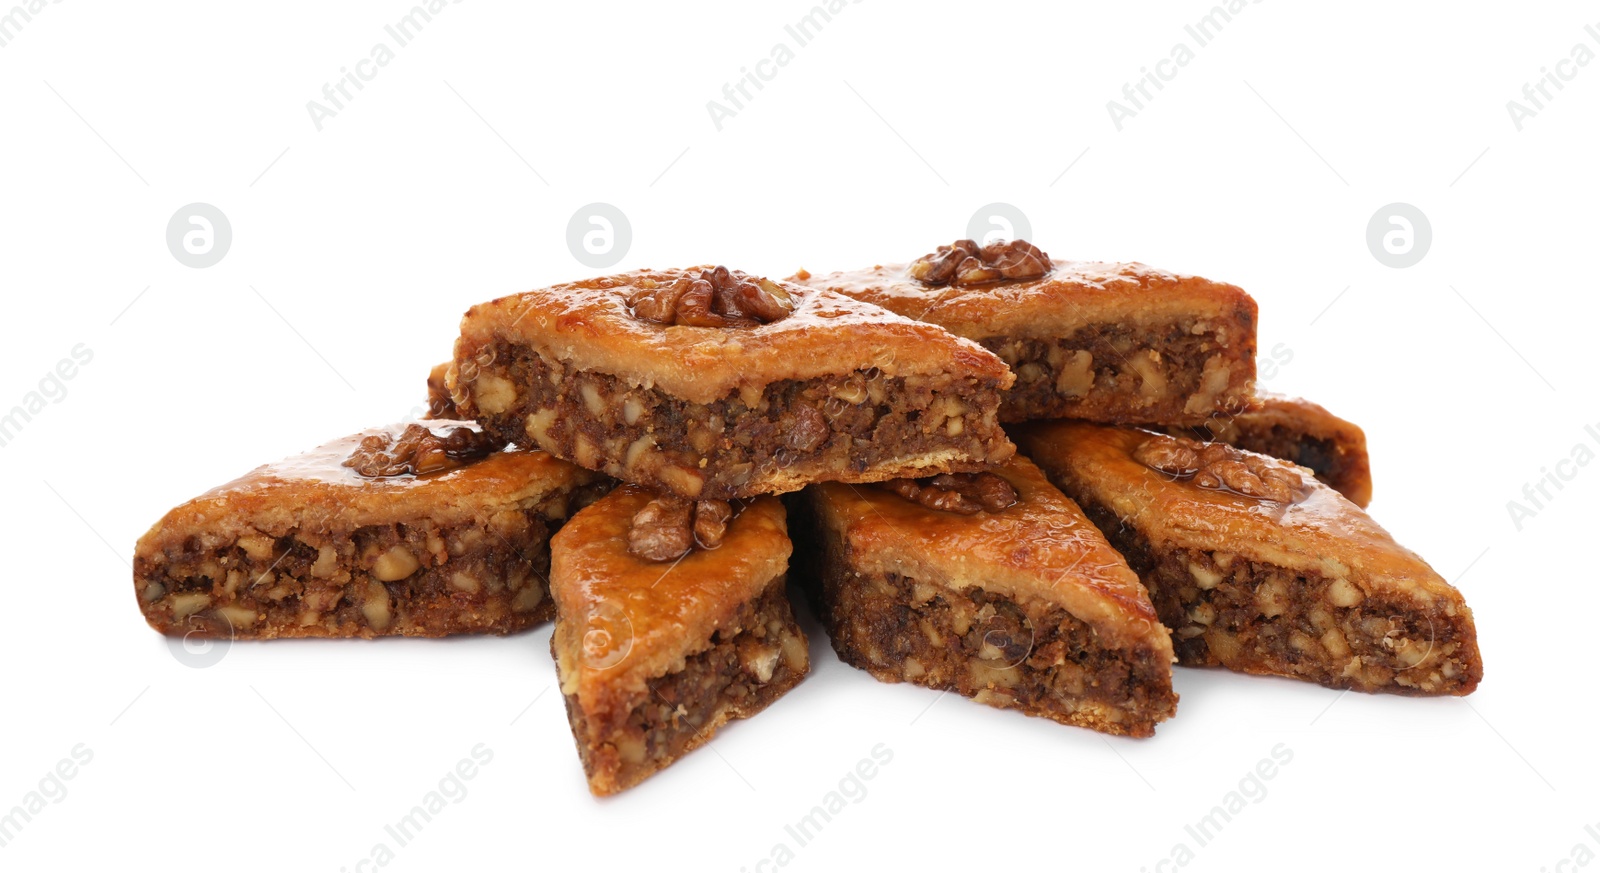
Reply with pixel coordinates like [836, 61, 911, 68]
[551, 485, 791, 713]
[455, 266, 1014, 405]
[1207, 392, 1371, 505]
[796, 258, 1257, 340]
[148, 421, 601, 537]
[1014, 421, 1456, 605]
[1227, 393, 1366, 442]
[809, 457, 1169, 652]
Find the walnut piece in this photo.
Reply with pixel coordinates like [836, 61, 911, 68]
[1133, 433, 1305, 502]
[974, 601, 1033, 666]
[908, 239, 1052, 286]
[343, 424, 503, 478]
[627, 496, 738, 562]
[882, 472, 1018, 515]
[786, 404, 830, 453]
[692, 499, 733, 550]
[629, 266, 795, 328]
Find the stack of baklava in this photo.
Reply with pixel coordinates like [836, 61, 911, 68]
[133, 239, 1481, 796]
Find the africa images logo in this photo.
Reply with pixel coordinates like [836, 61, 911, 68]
[1105, 0, 1266, 131]
[1505, 22, 1600, 131]
[704, 0, 865, 131]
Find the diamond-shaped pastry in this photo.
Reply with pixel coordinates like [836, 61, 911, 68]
[134, 421, 608, 640]
[551, 485, 809, 795]
[452, 265, 1016, 500]
[1014, 420, 1481, 695]
[797, 241, 1257, 425]
[798, 456, 1178, 737]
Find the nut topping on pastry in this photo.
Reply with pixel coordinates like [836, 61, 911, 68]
[908, 239, 1052, 286]
[1133, 433, 1304, 502]
[881, 471, 1018, 515]
[627, 495, 737, 561]
[343, 424, 503, 478]
[629, 266, 795, 327]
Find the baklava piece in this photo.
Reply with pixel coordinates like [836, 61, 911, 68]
[1160, 392, 1372, 507]
[799, 458, 1178, 737]
[796, 239, 1257, 425]
[452, 265, 1015, 501]
[551, 485, 808, 796]
[1013, 421, 1481, 695]
[133, 421, 609, 640]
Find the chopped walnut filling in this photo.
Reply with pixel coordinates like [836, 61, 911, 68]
[627, 495, 738, 561]
[881, 472, 1018, 515]
[629, 266, 795, 328]
[343, 424, 503, 478]
[1133, 433, 1304, 502]
[908, 239, 1052, 286]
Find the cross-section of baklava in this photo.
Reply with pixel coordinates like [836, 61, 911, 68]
[796, 239, 1257, 425]
[551, 485, 809, 796]
[798, 457, 1178, 737]
[133, 421, 609, 640]
[1013, 421, 1481, 695]
[452, 265, 1015, 501]
[1158, 392, 1372, 507]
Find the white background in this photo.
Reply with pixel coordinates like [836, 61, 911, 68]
[2, 1, 1596, 870]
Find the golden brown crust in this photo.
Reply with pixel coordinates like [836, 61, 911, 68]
[176, 422, 592, 532]
[797, 259, 1257, 424]
[133, 421, 609, 640]
[1014, 421, 1441, 607]
[550, 486, 794, 718]
[810, 459, 1169, 652]
[456, 266, 1013, 406]
[550, 485, 808, 794]
[453, 270, 1017, 499]
[801, 458, 1177, 736]
[1170, 393, 1372, 506]
[1012, 421, 1481, 695]
[554, 577, 806, 795]
[799, 259, 1255, 337]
